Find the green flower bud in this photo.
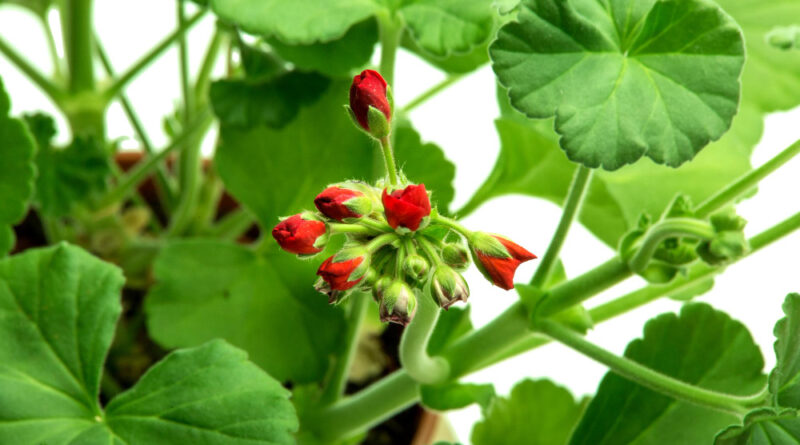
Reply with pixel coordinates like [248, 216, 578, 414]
[441, 243, 470, 271]
[404, 254, 429, 281]
[431, 266, 470, 309]
[379, 280, 417, 326]
[372, 275, 393, 302]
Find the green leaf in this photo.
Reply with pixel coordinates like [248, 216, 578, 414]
[769, 293, 800, 408]
[210, 71, 331, 130]
[209, 0, 381, 44]
[268, 18, 378, 77]
[490, 0, 745, 170]
[393, 123, 456, 213]
[145, 239, 345, 384]
[24, 114, 110, 217]
[400, 0, 495, 57]
[402, 32, 490, 74]
[420, 381, 495, 411]
[0, 77, 35, 255]
[569, 303, 765, 445]
[715, 407, 800, 445]
[460, 87, 760, 246]
[472, 379, 588, 445]
[0, 243, 297, 444]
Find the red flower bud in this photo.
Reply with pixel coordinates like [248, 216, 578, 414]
[471, 233, 536, 290]
[316, 248, 369, 291]
[314, 186, 371, 221]
[382, 184, 431, 231]
[349, 69, 391, 134]
[272, 214, 327, 255]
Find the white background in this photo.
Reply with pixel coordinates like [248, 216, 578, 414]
[1, 2, 799, 443]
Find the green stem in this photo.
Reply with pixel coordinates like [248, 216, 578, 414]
[537, 319, 764, 414]
[530, 165, 592, 288]
[398, 285, 450, 385]
[102, 9, 205, 101]
[627, 218, 715, 273]
[321, 292, 369, 404]
[95, 38, 177, 211]
[96, 111, 210, 209]
[359, 218, 393, 233]
[431, 214, 473, 238]
[402, 74, 464, 113]
[416, 236, 443, 266]
[207, 208, 256, 241]
[377, 13, 402, 87]
[367, 233, 398, 253]
[537, 257, 631, 317]
[330, 224, 380, 236]
[0, 36, 65, 104]
[378, 136, 399, 187]
[61, 0, 94, 93]
[194, 26, 225, 103]
[40, 15, 63, 81]
[695, 138, 800, 217]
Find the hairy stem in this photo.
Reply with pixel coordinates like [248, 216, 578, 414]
[379, 136, 399, 187]
[530, 165, 593, 288]
[321, 292, 369, 404]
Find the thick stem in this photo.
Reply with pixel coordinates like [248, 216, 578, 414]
[695, 139, 800, 217]
[530, 165, 593, 288]
[537, 319, 764, 414]
[0, 36, 65, 104]
[399, 287, 450, 385]
[61, 0, 94, 93]
[403, 74, 464, 113]
[537, 257, 631, 317]
[367, 233, 398, 253]
[194, 27, 225, 103]
[431, 214, 473, 238]
[207, 208, 256, 241]
[321, 292, 369, 404]
[627, 218, 716, 273]
[379, 136, 399, 187]
[102, 9, 205, 101]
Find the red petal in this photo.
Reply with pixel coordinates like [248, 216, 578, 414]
[272, 215, 325, 255]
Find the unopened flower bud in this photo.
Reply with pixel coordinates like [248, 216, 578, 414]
[272, 212, 328, 256]
[315, 186, 372, 221]
[379, 280, 417, 326]
[470, 232, 536, 290]
[372, 275, 393, 302]
[348, 69, 392, 139]
[316, 246, 370, 292]
[382, 184, 431, 231]
[431, 266, 470, 309]
[441, 242, 470, 271]
[314, 277, 342, 304]
[404, 254, 429, 281]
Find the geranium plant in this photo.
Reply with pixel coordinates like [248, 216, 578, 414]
[0, 0, 799, 444]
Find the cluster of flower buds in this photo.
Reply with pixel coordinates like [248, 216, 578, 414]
[272, 69, 536, 325]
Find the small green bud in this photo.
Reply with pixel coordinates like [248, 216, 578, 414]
[441, 243, 470, 271]
[372, 275, 393, 302]
[404, 254, 429, 281]
[431, 266, 470, 309]
[380, 280, 417, 326]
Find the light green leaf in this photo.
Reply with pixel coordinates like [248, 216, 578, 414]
[472, 379, 588, 445]
[402, 32, 490, 74]
[421, 381, 495, 411]
[490, 0, 745, 170]
[268, 18, 378, 77]
[394, 123, 456, 213]
[24, 113, 110, 217]
[0, 243, 297, 444]
[145, 239, 345, 384]
[769, 293, 800, 408]
[400, 0, 495, 57]
[715, 407, 800, 445]
[0, 77, 35, 255]
[209, 0, 381, 44]
[569, 304, 765, 445]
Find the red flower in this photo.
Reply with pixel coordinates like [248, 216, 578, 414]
[315, 186, 368, 221]
[317, 256, 365, 291]
[472, 234, 536, 290]
[350, 69, 391, 133]
[382, 184, 431, 231]
[272, 214, 327, 255]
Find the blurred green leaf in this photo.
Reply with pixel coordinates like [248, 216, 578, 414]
[393, 123, 456, 213]
[0, 243, 297, 444]
[145, 239, 345, 384]
[421, 381, 495, 411]
[0, 76, 35, 255]
[569, 304, 765, 445]
[715, 407, 800, 445]
[472, 379, 588, 445]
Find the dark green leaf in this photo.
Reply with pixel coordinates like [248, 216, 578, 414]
[210, 71, 330, 129]
[0, 243, 297, 444]
[268, 18, 378, 77]
[715, 407, 800, 445]
[25, 114, 110, 217]
[472, 379, 588, 445]
[400, 0, 495, 57]
[490, 0, 745, 170]
[145, 239, 345, 383]
[569, 304, 765, 445]
[209, 0, 381, 44]
[769, 293, 800, 408]
[0, 77, 35, 255]
[421, 381, 495, 411]
[393, 123, 456, 213]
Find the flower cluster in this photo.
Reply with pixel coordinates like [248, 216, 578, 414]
[271, 69, 536, 325]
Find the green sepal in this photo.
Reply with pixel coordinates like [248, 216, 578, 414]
[332, 246, 371, 281]
[469, 232, 512, 259]
[380, 281, 417, 325]
[404, 254, 430, 282]
[366, 105, 390, 139]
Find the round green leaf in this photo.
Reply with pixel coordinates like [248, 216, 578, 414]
[569, 304, 765, 445]
[715, 407, 800, 445]
[769, 293, 800, 408]
[490, 0, 745, 170]
[400, 0, 495, 57]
